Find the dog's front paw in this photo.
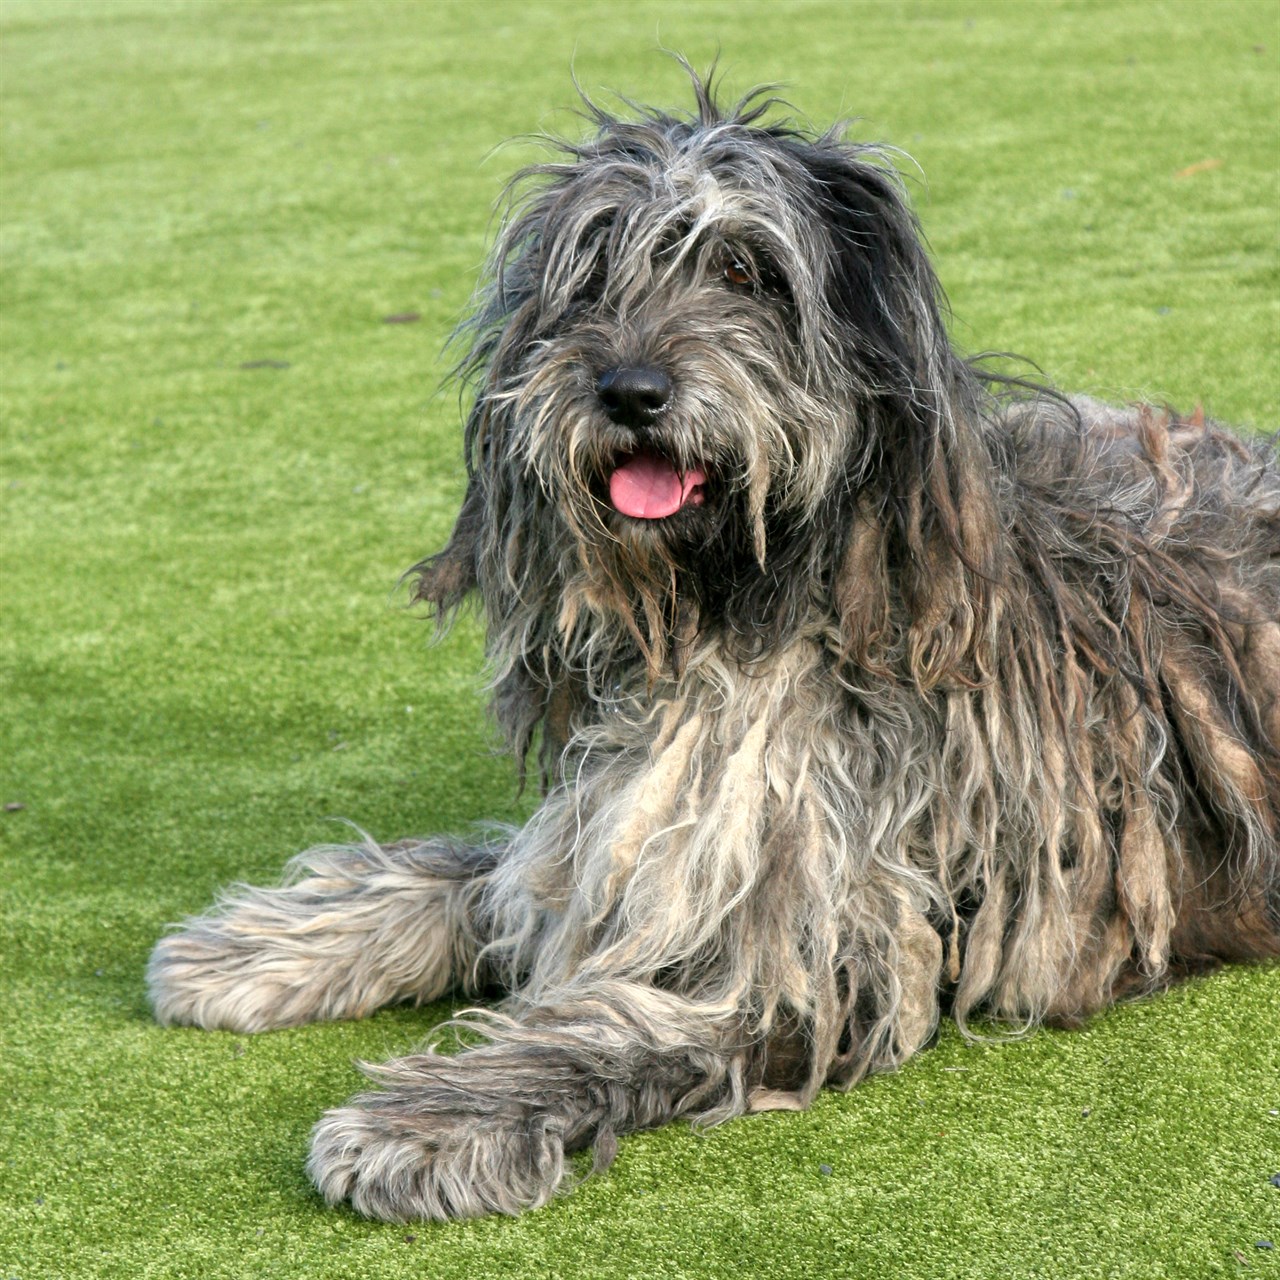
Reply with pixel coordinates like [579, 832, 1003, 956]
[307, 1090, 568, 1222]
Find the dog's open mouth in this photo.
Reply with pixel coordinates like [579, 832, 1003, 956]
[607, 451, 708, 520]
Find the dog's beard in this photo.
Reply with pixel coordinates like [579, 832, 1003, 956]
[537, 424, 818, 677]
[551, 413, 734, 670]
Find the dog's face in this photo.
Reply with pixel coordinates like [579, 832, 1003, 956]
[419, 85, 987, 708]
[495, 146, 838, 576]
[477, 103, 954, 591]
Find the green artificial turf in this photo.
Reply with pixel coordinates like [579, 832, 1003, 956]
[2, 2, 1278, 1277]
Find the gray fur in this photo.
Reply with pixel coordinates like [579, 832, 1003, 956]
[148, 73, 1280, 1223]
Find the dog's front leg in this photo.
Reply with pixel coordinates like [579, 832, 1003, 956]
[147, 837, 501, 1032]
[307, 980, 745, 1221]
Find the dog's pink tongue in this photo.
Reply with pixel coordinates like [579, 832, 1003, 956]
[609, 453, 706, 519]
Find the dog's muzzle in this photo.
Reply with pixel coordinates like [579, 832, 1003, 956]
[595, 366, 709, 520]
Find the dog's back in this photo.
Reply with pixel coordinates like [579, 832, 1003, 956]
[998, 395, 1280, 996]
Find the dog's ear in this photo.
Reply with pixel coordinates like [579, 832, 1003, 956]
[798, 146, 952, 403]
[802, 142, 1002, 690]
[409, 242, 532, 625]
[413, 334, 586, 786]
[408, 468, 485, 620]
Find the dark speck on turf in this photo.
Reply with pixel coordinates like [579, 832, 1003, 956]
[1270, 1173, 1280, 1188]
[1257, 1241, 1274, 1249]
[4, 802, 24, 812]
[382, 312, 421, 324]
[819, 1163, 833, 1175]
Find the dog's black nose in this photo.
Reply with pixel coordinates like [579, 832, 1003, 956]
[596, 366, 673, 426]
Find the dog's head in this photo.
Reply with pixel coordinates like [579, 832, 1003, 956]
[415, 72, 1000, 765]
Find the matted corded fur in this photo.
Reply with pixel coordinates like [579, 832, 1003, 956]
[148, 71, 1280, 1223]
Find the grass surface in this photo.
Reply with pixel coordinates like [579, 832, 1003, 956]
[2, 2, 1279, 1277]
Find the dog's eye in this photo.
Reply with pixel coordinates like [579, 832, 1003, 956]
[723, 259, 754, 289]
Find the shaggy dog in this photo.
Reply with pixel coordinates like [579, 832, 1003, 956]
[148, 76, 1280, 1223]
